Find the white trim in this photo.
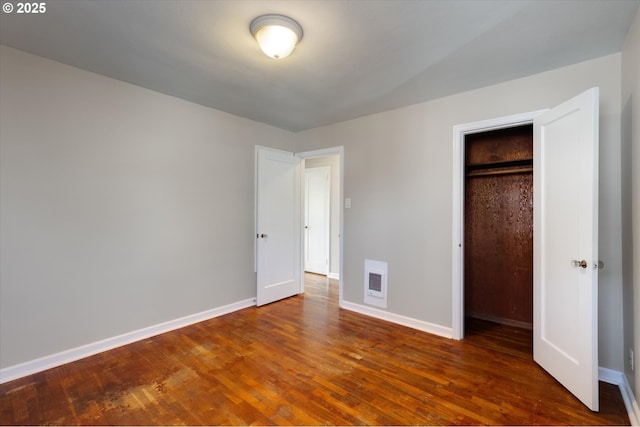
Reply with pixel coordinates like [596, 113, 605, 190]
[296, 147, 342, 159]
[327, 272, 340, 280]
[341, 301, 453, 339]
[451, 110, 547, 340]
[599, 367, 639, 426]
[599, 367, 624, 384]
[0, 298, 256, 384]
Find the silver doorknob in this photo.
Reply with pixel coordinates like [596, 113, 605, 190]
[571, 259, 588, 268]
[260, 233, 268, 238]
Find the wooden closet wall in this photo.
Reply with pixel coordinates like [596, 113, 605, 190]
[464, 125, 533, 329]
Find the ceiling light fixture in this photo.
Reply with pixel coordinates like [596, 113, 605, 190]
[250, 14, 303, 60]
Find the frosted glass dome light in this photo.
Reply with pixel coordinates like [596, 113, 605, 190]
[250, 14, 303, 59]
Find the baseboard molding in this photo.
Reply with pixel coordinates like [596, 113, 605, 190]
[340, 300, 453, 339]
[327, 272, 340, 280]
[0, 297, 256, 385]
[599, 367, 640, 425]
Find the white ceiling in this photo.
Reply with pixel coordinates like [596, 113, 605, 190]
[1, 0, 638, 131]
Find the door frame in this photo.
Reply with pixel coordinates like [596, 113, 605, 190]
[451, 110, 547, 340]
[297, 146, 344, 307]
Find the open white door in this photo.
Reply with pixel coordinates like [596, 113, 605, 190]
[256, 146, 302, 306]
[304, 166, 330, 275]
[533, 87, 599, 411]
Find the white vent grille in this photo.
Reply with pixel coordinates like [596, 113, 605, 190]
[364, 259, 387, 308]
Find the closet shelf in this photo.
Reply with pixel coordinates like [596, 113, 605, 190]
[466, 158, 533, 177]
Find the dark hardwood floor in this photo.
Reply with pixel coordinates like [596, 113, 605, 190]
[0, 273, 630, 425]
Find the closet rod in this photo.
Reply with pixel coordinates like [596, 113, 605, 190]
[466, 167, 533, 177]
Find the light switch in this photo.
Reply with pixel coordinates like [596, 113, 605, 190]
[345, 198, 351, 209]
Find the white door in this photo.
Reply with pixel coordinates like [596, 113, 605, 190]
[304, 166, 330, 275]
[255, 147, 302, 306]
[533, 87, 599, 411]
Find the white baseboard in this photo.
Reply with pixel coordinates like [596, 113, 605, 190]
[599, 367, 640, 425]
[0, 297, 256, 385]
[340, 300, 453, 339]
[327, 272, 340, 280]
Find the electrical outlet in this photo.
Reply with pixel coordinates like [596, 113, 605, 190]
[630, 348, 634, 371]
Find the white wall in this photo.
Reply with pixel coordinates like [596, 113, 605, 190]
[0, 46, 294, 369]
[295, 53, 625, 372]
[304, 155, 340, 278]
[622, 6, 640, 394]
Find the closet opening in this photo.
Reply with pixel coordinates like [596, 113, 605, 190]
[463, 124, 534, 341]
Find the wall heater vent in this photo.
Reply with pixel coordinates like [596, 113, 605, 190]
[364, 259, 387, 308]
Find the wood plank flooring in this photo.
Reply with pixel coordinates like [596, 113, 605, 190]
[0, 274, 630, 425]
